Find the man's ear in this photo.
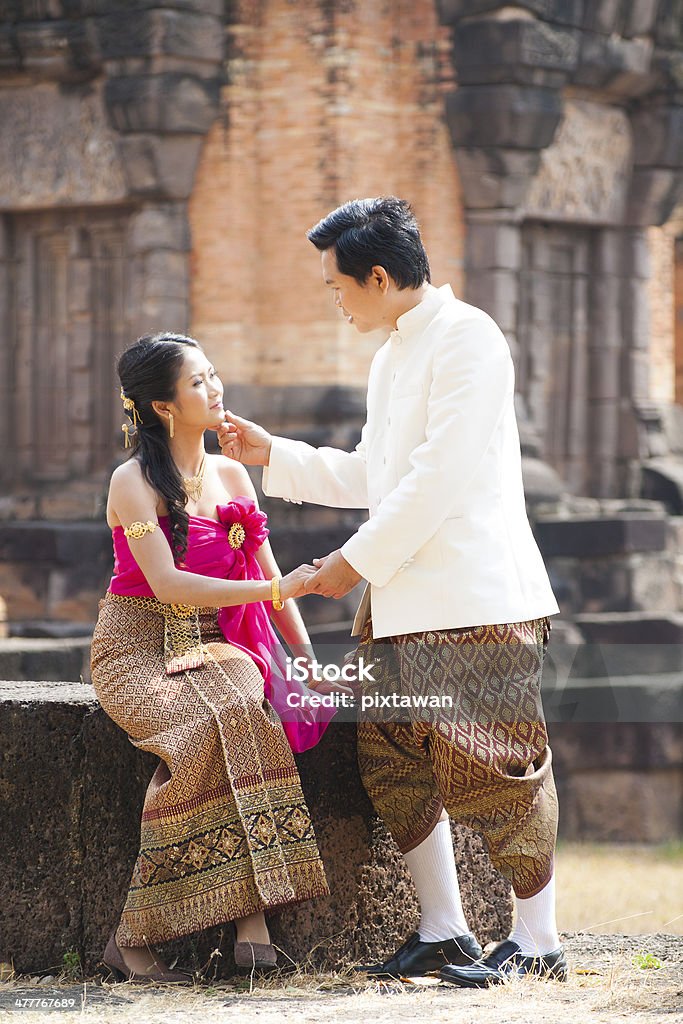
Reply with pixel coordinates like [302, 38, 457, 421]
[370, 265, 391, 294]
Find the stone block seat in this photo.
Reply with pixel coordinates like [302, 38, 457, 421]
[0, 680, 512, 978]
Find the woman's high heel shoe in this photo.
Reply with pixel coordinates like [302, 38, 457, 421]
[103, 932, 193, 985]
[232, 922, 278, 974]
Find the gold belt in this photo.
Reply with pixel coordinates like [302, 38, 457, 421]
[107, 592, 207, 675]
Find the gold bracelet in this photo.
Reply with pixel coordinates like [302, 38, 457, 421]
[271, 576, 285, 611]
[123, 520, 158, 540]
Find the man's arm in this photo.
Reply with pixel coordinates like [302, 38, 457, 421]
[262, 426, 369, 508]
[217, 412, 369, 509]
[340, 316, 513, 588]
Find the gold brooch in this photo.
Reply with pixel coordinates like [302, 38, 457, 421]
[228, 523, 246, 549]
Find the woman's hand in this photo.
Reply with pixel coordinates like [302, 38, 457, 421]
[279, 564, 317, 600]
[308, 677, 355, 698]
[291, 650, 355, 698]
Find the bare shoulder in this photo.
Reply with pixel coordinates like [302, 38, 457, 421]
[211, 453, 258, 502]
[107, 458, 157, 527]
[110, 457, 146, 491]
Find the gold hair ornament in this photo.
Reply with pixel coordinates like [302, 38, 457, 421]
[120, 387, 141, 448]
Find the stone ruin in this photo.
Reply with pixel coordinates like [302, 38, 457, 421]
[0, 0, 682, 976]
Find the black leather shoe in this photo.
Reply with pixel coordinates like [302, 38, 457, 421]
[439, 939, 568, 987]
[360, 932, 483, 979]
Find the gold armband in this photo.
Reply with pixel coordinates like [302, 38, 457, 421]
[123, 520, 158, 540]
[271, 576, 285, 611]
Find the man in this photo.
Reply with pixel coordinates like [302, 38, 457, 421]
[218, 197, 565, 986]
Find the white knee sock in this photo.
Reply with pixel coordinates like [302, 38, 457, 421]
[507, 873, 561, 955]
[403, 818, 471, 942]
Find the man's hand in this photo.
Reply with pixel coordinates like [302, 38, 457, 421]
[216, 410, 273, 466]
[304, 549, 362, 599]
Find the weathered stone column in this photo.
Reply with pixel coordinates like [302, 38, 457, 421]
[127, 203, 192, 336]
[438, 0, 683, 502]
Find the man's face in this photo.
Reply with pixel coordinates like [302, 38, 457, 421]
[321, 248, 388, 334]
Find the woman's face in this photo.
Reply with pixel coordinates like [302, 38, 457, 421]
[169, 347, 225, 431]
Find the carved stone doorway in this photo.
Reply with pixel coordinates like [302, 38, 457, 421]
[2, 207, 132, 489]
[517, 221, 595, 494]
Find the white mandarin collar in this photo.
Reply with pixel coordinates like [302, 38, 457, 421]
[390, 284, 454, 344]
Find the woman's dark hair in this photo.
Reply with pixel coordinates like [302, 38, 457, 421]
[117, 332, 200, 563]
[307, 196, 430, 289]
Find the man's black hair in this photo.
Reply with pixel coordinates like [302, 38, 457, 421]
[307, 196, 431, 290]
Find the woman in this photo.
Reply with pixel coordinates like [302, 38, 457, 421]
[91, 332, 339, 984]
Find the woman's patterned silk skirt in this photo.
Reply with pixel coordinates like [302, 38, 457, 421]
[91, 593, 329, 947]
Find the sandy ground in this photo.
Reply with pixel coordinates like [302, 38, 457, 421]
[1, 933, 682, 1024]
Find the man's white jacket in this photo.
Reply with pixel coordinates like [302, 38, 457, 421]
[262, 284, 560, 639]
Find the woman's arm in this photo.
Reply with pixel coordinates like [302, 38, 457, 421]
[257, 536, 313, 654]
[108, 462, 313, 607]
[220, 461, 355, 696]
[217, 459, 313, 650]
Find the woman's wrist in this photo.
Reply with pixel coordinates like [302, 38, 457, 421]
[221, 579, 271, 606]
[288, 641, 315, 660]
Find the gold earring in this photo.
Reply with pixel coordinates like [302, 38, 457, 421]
[169, 412, 174, 439]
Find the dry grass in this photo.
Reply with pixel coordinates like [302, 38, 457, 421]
[556, 841, 683, 935]
[2, 940, 682, 1024]
[1, 843, 682, 1022]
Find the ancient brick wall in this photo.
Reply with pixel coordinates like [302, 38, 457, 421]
[2, 0, 683, 624]
[0, 0, 225, 510]
[188, 0, 464, 389]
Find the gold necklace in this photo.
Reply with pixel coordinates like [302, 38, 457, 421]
[182, 455, 206, 502]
